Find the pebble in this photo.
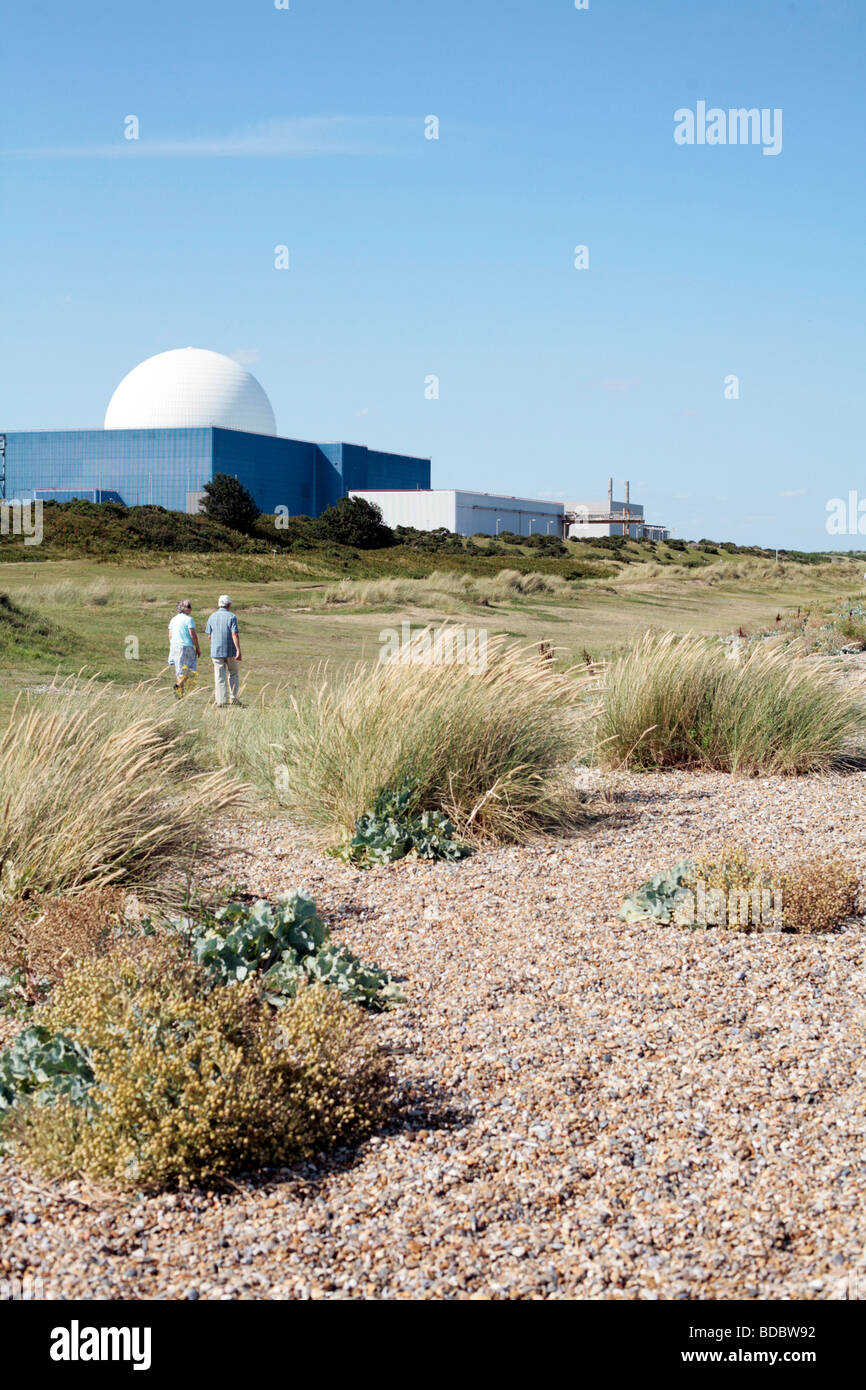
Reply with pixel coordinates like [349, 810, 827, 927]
[1, 768, 865, 1299]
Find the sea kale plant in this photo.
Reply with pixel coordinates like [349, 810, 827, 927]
[619, 860, 695, 926]
[186, 889, 404, 1011]
[0, 967, 31, 1019]
[329, 777, 471, 868]
[2, 952, 389, 1188]
[620, 844, 859, 933]
[0, 1024, 94, 1116]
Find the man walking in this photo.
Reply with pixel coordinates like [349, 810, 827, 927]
[205, 594, 243, 707]
[167, 599, 200, 699]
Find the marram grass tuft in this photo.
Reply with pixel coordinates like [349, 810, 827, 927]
[595, 631, 866, 774]
[0, 684, 245, 899]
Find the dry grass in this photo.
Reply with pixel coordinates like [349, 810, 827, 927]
[0, 888, 136, 993]
[0, 682, 246, 899]
[608, 556, 863, 593]
[224, 629, 593, 843]
[319, 569, 572, 609]
[595, 631, 866, 774]
[4, 579, 160, 607]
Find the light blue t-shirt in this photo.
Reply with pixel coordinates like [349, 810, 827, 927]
[205, 608, 239, 658]
[168, 613, 196, 650]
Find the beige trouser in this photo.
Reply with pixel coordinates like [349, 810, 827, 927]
[212, 657, 240, 706]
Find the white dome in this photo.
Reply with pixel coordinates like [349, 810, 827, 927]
[104, 348, 276, 435]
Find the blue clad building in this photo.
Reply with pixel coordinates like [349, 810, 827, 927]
[1, 348, 429, 515]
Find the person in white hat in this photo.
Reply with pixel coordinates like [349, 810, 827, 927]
[204, 594, 243, 707]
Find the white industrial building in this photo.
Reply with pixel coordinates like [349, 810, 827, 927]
[564, 479, 669, 541]
[350, 479, 669, 542]
[349, 489, 565, 538]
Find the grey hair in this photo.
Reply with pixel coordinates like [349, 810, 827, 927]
[177, 599, 192, 613]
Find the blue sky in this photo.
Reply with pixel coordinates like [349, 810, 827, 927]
[2, 0, 864, 548]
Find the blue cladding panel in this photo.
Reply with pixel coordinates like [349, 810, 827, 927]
[361, 449, 431, 493]
[314, 443, 352, 510]
[315, 443, 429, 511]
[3, 429, 213, 510]
[2, 429, 430, 517]
[211, 429, 316, 516]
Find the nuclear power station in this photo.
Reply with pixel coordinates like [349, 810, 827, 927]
[1, 348, 430, 516]
[2, 347, 669, 540]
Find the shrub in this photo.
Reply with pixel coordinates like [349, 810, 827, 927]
[2, 945, 388, 1188]
[328, 776, 471, 867]
[835, 616, 866, 649]
[315, 497, 394, 549]
[252, 512, 319, 550]
[201, 474, 261, 534]
[393, 525, 467, 554]
[596, 632, 866, 773]
[0, 888, 138, 997]
[187, 889, 403, 1010]
[525, 533, 566, 554]
[686, 843, 773, 895]
[0, 688, 244, 899]
[244, 633, 591, 843]
[778, 857, 859, 933]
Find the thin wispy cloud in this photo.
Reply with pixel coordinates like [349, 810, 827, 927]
[2, 116, 418, 161]
[778, 488, 807, 498]
[594, 377, 642, 393]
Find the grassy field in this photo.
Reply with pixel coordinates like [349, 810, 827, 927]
[0, 550, 862, 712]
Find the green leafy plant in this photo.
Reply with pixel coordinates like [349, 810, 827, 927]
[0, 966, 39, 1018]
[619, 861, 695, 925]
[329, 777, 471, 867]
[187, 889, 403, 1010]
[0, 1024, 94, 1114]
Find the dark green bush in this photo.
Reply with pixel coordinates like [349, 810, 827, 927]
[201, 474, 261, 534]
[315, 497, 394, 549]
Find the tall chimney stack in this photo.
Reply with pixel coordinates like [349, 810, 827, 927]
[624, 480, 630, 504]
[607, 477, 613, 512]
